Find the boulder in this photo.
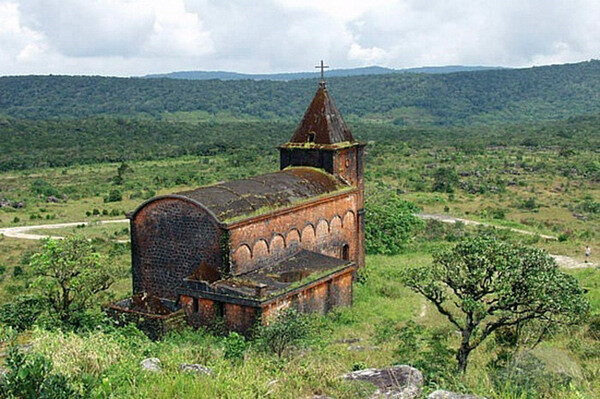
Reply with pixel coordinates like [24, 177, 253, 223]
[11, 201, 24, 209]
[46, 196, 60, 203]
[140, 357, 161, 372]
[179, 363, 213, 376]
[428, 390, 484, 399]
[343, 365, 423, 399]
[0, 199, 10, 208]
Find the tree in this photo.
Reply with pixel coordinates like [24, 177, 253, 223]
[432, 167, 459, 193]
[365, 193, 424, 255]
[29, 237, 116, 324]
[401, 237, 589, 373]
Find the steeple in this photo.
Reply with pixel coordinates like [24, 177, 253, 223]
[288, 84, 355, 145]
[279, 62, 366, 191]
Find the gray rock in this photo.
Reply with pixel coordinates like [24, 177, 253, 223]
[140, 357, 161, 372]
[46, 196, 60, 203]
[343, 365, 423, 399]
[179, 363, 212, 375]
[428, 390, 484, 399]
[11, 201, 24, 209]
[347, 345, 379, 351]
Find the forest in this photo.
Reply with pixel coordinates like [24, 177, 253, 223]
[1, 60, 600, 124]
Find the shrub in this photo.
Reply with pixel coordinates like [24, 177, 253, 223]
[432, 167, 459, 193]
[0, 346, 84, 398]
[365, 193, 424, 255]
[222, 332, 248, 361]
[0, 295, 46, 331]
[30, 179, 60, 198]
[254, 309, 316, 358]
[104, 189, 122, 203]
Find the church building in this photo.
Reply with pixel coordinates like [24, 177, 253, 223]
[108, 75, 366, 334]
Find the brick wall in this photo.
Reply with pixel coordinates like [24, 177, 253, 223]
[131, 198, 224, 300]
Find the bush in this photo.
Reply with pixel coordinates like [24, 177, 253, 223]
[365, 193, 424, 255]
[104, 189, 122, 203]
[254, 309, 316, 358]
[0, 295, 47, 331]
[0, 346, 84, 398]
[222, 332, 248, 361]
[30, 179, 60, 198]
[432, 167, 459, 193]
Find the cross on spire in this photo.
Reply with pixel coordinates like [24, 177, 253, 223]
[315, 60, 329, 84]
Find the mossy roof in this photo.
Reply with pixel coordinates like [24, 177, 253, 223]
[174, 167, 349, 224]
[212, 249, 354, 300]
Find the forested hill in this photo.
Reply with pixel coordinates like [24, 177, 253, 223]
[1, 60, 599, 125]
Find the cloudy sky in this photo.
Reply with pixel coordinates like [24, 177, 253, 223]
[1, 0, 599, 76]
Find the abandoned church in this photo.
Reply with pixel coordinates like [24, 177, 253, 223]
[108, 76, 366, 335]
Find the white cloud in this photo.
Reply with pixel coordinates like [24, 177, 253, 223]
[0, 0, 599, 76]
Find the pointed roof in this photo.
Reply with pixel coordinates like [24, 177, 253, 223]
[288, 83, 355, 145]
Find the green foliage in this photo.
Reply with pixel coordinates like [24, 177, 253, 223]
[222, 332, 248, 361]
[0, 295, 46, 331]
[29, 236, 116, 324]
[401, 237, 590, 372]
[365, 194, 424, 255]
[30, 179, 60, 198]
[254, 309, 316, 358]
[0, 346, 84, 399]
[432, 167, 459, 193]
[2, 60, 600, 124]
[104, 189, 122, 203]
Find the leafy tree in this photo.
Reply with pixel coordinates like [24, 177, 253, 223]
[401, 237, 589, 373]
[365, 194, 424, 255]
[29, 237, 116, 324]
[432, 167, 459, 193]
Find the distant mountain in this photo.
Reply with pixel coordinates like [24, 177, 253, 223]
[143, 65, 503, 81]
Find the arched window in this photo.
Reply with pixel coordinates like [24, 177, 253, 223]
[341, 244, 350, 260]
[307, 132, 316, 142]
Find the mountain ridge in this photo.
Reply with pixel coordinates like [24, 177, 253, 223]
[142, 65, 504, 81]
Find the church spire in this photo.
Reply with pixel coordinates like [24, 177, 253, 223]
[287, 63, 354, 145]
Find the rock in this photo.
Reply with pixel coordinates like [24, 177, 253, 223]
[11, 201, 24, 209]
[343, 365, 423, 399]
[179, 363, 212, 375]
[347, 344, 378, 352]
[140, 357, 161, 372]
[0, 199, 10, 208]
[46, 196, 60, 203]
[428, 390, 484, 399]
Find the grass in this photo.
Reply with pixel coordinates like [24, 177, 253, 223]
[2, 248, 597, 398]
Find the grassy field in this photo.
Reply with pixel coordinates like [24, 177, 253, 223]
[0, 126, 598, 398]
[0, 249, 595, 398]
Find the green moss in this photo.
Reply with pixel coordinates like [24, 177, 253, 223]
[223, 186, 355, 224]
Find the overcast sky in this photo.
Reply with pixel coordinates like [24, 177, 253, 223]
[1, 0, 599, 76]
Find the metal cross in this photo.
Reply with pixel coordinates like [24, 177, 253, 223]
[315, 60, 329, 81]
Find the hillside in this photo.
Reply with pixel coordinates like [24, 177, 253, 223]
[0, 60, 599, 124]
[143, 65, 501, 81]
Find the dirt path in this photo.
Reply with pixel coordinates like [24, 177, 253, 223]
[418, 213, 558, 240]
[418, 214, 596, 269]
[0, 219, 128, 241]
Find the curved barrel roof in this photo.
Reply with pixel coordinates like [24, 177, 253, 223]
[173, 167, 350, 223]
